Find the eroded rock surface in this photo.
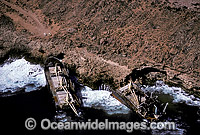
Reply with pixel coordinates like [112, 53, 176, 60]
[0, 0, 199, 93]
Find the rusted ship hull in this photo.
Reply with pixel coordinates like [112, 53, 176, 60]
[44, 57, 82, 116]
[110, 81, 168, 120]
[110, 84, 144, 118]
[111, 89, 138, 112]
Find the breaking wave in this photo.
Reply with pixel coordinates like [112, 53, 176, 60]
[0, 58, 46, 95]
[81, 86, 130, 115]
[142, 81, 200, 106]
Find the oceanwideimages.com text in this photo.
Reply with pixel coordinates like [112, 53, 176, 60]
[25, 118, 176, 132]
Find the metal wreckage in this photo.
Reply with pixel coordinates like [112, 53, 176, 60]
[44, 57, 82, 116]
[109, 80, 168, 121]
[44, 57, 168, 121]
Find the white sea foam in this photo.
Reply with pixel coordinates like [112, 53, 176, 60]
[81, 86, 130, 115]
[0, 58, 46, 94]
[142, 81, 200, 106]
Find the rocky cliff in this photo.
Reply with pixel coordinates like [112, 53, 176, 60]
[0, 0, 199, 95]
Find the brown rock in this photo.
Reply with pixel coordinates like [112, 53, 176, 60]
[67, 28, 77, 34]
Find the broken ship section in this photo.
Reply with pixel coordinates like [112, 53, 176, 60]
[44, 57, 81, 116]
[110, 81, 168, 121]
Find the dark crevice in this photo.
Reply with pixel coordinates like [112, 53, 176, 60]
[124, 67, 167, 85]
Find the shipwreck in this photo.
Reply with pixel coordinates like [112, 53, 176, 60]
[109, 80, 168, 121]
[44, 57, 82, 116]
[44, 57, 167, 120]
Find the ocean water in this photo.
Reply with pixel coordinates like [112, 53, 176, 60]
[81, 86, 130, 115]
[0, 58, 200, 135]
[0, 58, 46, 95]
[142, 80, 200, 107]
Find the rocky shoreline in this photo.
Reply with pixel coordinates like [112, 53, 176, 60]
[0, 0, 199, 96]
